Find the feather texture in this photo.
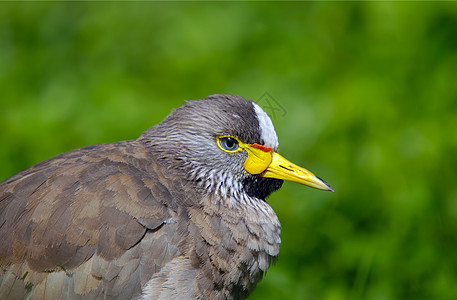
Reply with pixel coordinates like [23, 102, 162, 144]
[0, 95, 283, 299]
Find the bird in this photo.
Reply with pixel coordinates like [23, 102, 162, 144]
[0, 94, 333, 300]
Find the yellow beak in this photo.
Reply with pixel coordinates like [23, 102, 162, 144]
[261, 152, 333, 191]
[242, 143, 333, 192]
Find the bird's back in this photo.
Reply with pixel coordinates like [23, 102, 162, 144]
[0, 141, 184, 299]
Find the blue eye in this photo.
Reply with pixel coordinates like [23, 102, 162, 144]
[219, 137, 239, 152]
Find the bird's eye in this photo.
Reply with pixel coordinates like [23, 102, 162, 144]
[218, 136, 240, 152]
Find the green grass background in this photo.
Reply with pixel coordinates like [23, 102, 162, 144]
[1, 2, 457, 299]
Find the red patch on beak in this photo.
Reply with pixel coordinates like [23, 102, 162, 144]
[251, 143, 272, 152]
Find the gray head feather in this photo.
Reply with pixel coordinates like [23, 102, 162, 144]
[139, 94, 283, 200]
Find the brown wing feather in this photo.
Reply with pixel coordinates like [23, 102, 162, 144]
[0, 141, 183, 299]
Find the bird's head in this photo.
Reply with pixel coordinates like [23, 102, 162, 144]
[140, 94, 333, 201]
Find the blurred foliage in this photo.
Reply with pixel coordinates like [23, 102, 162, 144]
[1, 2, 457, 300]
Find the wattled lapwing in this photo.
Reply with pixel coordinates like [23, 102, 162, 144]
[0, 94, 332, 299]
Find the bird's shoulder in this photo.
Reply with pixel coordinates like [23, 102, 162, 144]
[0, 140, 191, 299]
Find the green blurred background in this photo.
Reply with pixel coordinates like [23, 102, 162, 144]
[1, 2, 457, 299]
